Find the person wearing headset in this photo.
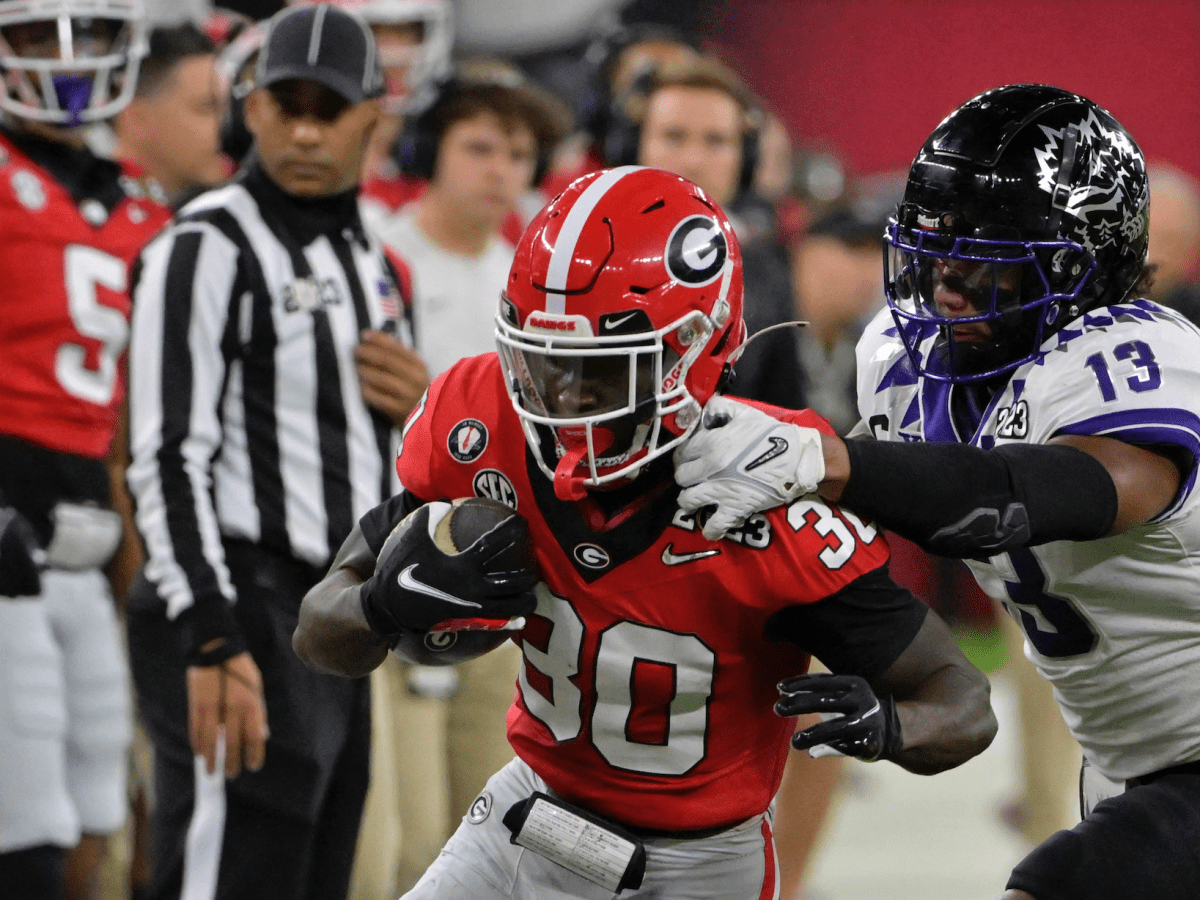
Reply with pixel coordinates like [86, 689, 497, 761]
[602, 55, 804, 410]
[535, 20, 700, 200]
[372, 64, 570, 374]
[113, 22, 226, 207]
[363, 66, 570, 895]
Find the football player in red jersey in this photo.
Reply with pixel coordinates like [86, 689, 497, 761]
[294, 167, 996, 899]
[0, 1, 172, 896]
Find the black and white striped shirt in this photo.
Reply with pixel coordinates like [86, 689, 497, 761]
[127, 164, 414, 642]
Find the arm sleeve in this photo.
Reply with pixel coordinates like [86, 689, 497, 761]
[358, 489, 427, 556]
[839, 438, 1118, 558]
[765, 565, 930, 679]
[126, 223, 244, 661]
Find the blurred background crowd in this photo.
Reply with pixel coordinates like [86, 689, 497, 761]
[5, 0, 1200, 898]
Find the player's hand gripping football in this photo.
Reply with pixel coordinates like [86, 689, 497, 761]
[776, 673, 902, 762]
[674, 395, 826, 540]
[359, 502, 539, 640]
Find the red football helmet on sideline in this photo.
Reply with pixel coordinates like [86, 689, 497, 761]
[496, 166, 746, 500]
[0, 0, 148, 125]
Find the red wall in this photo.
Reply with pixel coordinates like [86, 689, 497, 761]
[713, 0, 1200, 182]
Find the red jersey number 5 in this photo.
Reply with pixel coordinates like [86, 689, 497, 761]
[57, 244, 129, 406]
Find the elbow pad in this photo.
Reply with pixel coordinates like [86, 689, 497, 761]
[839, 439, 1119, 558]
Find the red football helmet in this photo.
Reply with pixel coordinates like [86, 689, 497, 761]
[496, 166, 746, 500]
[0, 0, 148, 126]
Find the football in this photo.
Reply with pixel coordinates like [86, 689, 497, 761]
[390, 497, 535, 667]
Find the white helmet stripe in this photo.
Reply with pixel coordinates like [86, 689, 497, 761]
[543, 166, 644, 313]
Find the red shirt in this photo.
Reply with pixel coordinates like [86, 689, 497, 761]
[0, 134, 171, 458]
[396, 354, 893, 832]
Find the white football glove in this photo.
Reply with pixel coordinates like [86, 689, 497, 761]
[673, 395, 826, 540]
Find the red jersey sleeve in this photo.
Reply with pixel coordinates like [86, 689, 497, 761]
[395, 379, 442, 500]
[742, 397, 837, 436]
[395, 355, 508, 500]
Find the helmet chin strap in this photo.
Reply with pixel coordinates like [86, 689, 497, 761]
[553, 425, 615, 502]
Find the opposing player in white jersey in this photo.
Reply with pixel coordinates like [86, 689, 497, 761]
[671, 84, 1200, 900]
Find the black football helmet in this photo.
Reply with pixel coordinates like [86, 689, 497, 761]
[884, 84, 1150, 383]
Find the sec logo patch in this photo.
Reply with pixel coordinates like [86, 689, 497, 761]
[448, 419, 488, 463]
[473, 469, 517, 510]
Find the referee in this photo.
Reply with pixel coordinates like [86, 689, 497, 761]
[124, 5, 428, 899]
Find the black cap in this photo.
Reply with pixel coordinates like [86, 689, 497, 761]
[256, 3, 385, 104]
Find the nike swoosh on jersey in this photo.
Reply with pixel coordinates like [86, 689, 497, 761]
[661, 543, 722, 566]
[745, 436, 789, 472]
[398, 566, 482, 609]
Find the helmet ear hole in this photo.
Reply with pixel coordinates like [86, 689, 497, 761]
[710, 320, 733, 357]
[715, 361, 736, 394]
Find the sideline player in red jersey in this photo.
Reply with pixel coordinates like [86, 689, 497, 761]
[294, 167, 996, 899]
[0, 1, 172, 896]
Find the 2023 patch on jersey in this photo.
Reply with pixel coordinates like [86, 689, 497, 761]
[854, 301, 1200, 780]
[0, 133, 171, 459]
[396, 353, 891, 834]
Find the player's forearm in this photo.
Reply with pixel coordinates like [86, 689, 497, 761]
[294, 568, 389, 678]
[105, 396, 142, 603]
[816, 432, 851, 502]
[890, 662, 997, 775]
[104, 461, 142, 603]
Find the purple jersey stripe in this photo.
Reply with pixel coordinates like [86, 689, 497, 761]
[1055, 409, 1200, 521]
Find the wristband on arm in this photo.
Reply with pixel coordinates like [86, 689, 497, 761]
[839, 439, 1119, 558]
[177, 596, 247, 667]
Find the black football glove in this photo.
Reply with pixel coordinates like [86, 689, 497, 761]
[359, 504, 539, 642]
[776, 673, 902, 762]
[0, 505, 42, 598]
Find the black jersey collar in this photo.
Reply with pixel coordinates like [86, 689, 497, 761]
[1, 125, 125, 217]
[240, 157, 367, 249]
[526, 447, 682, 584]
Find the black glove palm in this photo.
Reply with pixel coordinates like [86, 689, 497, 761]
[360, 504, 539, 640]
[776, 673, 902, 762]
